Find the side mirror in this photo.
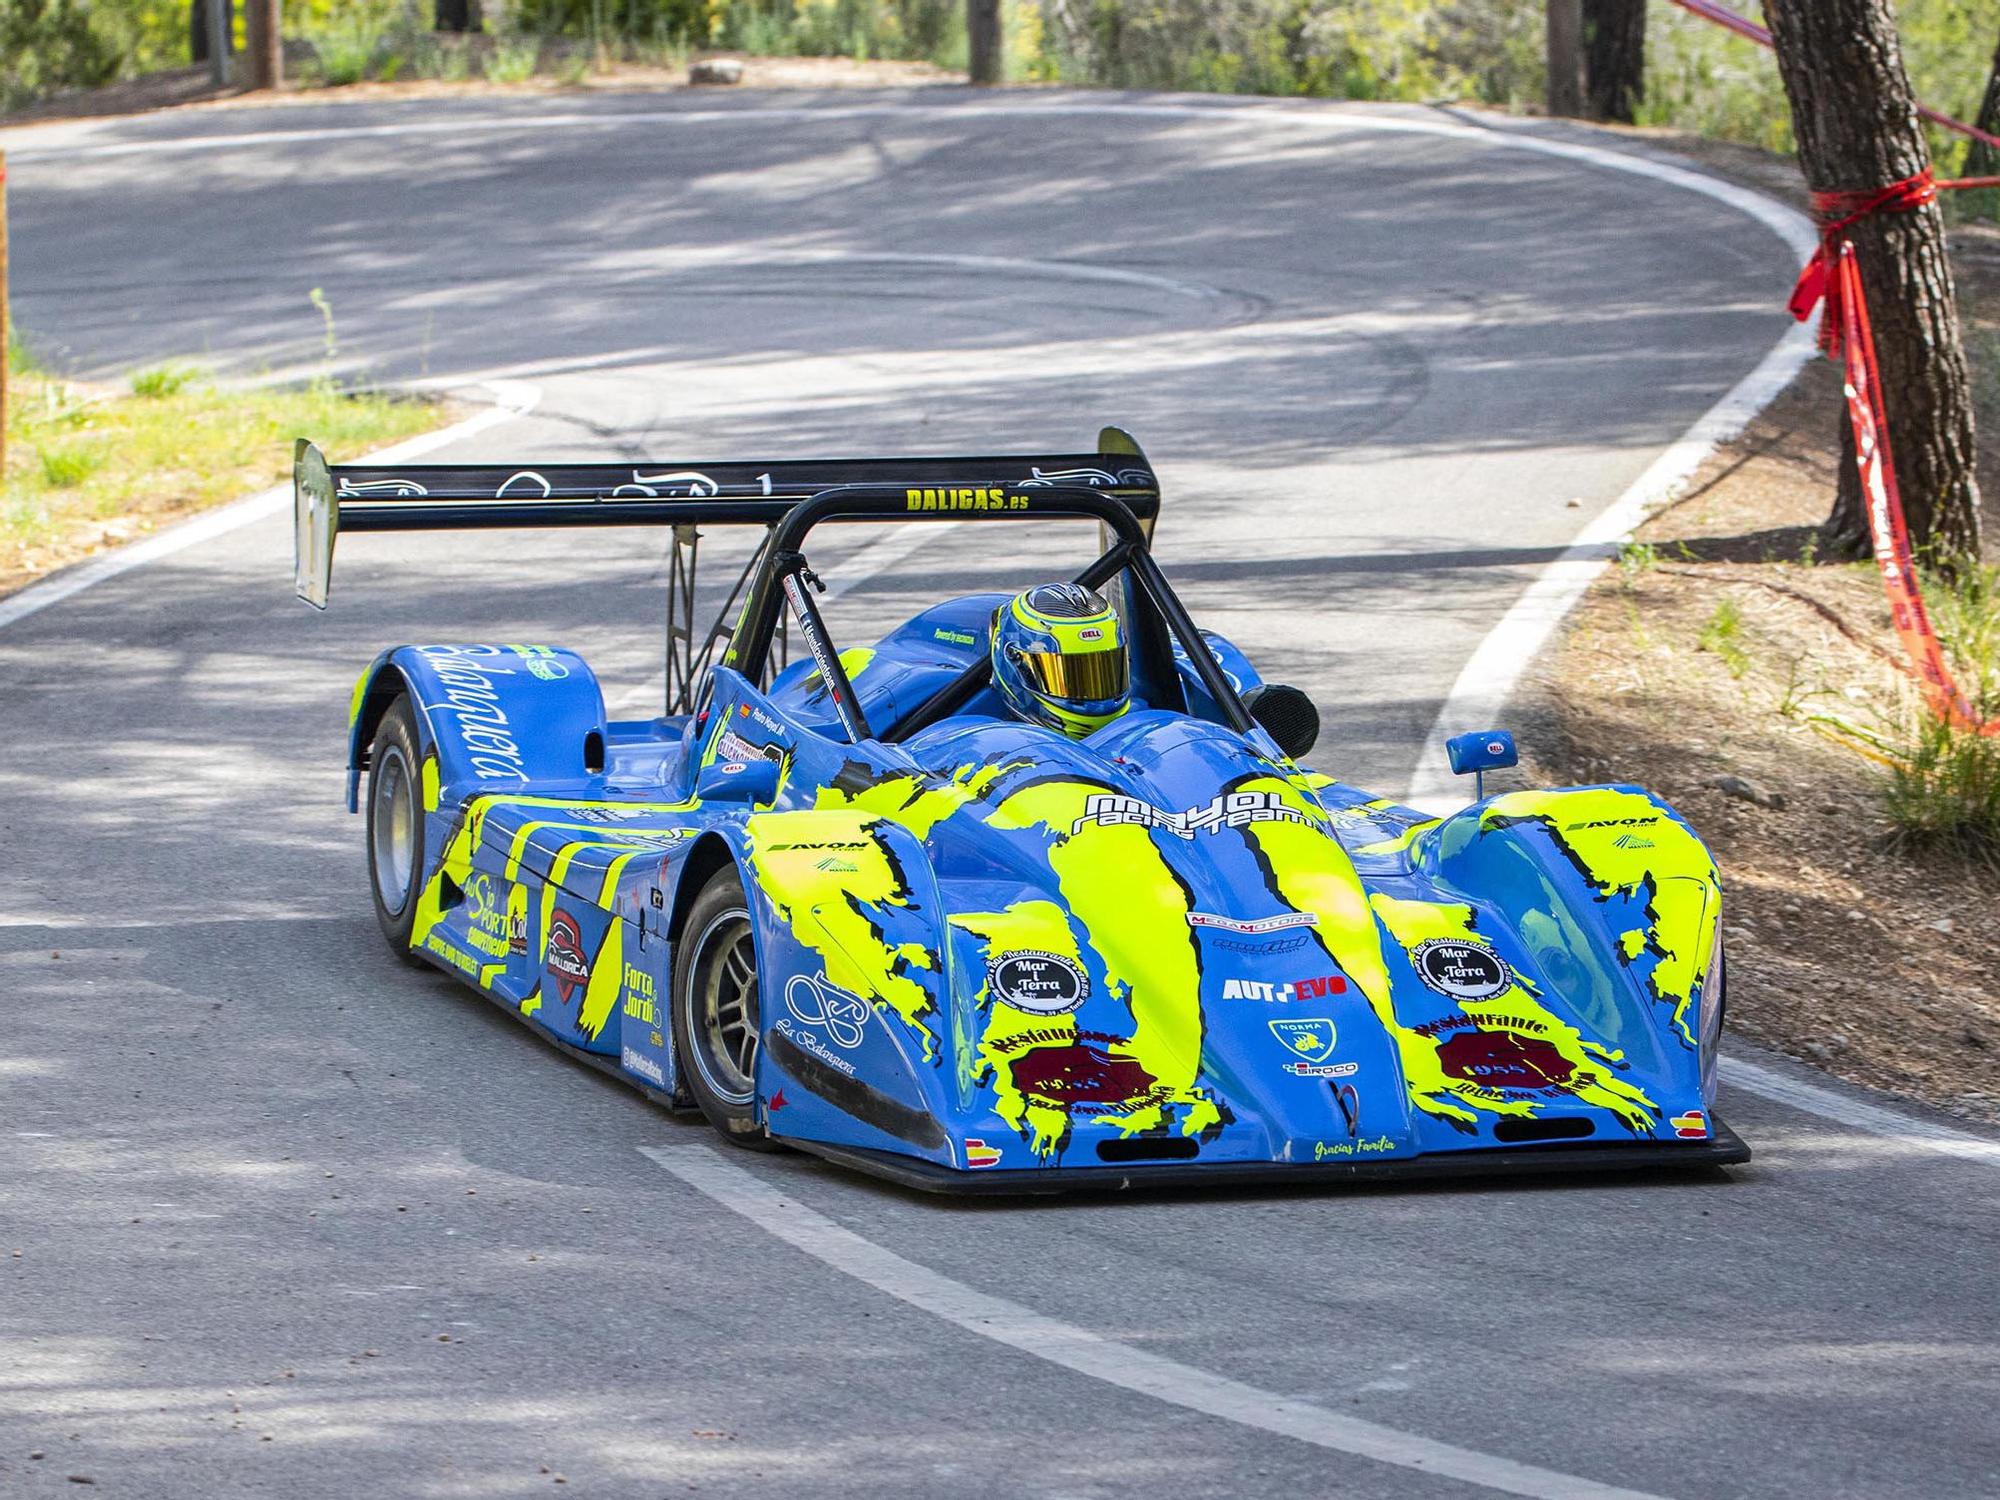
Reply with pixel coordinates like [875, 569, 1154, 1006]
[1243, 683, 1319, 760]
[1445, 729, 1517, 800]
[696, 749, 781, 805]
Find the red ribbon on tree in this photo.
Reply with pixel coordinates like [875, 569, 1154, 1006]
[1784, 168, 2000, 733]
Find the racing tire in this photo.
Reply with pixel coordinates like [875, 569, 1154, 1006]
[366, 695, 428, 966]
[672, 865, 781, 1150]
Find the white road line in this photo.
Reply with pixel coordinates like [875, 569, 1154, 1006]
[639, 1143, 1674, 1500]
[0, 380, 541, 634]
[1721, 1056, 2000, 1167]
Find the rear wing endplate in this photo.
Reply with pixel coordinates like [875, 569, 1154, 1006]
[292, 429, 1158, 608]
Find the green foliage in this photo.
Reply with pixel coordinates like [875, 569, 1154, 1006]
[1879, 564, 2000, 863]
[129, 362, 197, 397]
[1, 0, 119, 112]
[482, 39, 541, 81]
[1696, 596, 1750, 678]
[1616, 539, 1658, 587]
[38, 443, 103, 487]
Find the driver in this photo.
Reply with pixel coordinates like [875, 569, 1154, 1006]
[990, 583, 1130, 739]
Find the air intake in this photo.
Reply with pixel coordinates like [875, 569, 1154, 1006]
[1492, 1117, 1595, 1144]
[1096, 1136, 1201, 1163]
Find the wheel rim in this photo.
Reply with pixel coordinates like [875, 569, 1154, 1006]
[688, 906, 759, 1106]
[371, 744, 417, 914]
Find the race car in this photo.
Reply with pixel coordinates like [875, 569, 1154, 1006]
[293, 429, 1747, 1191]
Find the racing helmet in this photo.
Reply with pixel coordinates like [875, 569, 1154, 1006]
[990, 583, 1130, 739]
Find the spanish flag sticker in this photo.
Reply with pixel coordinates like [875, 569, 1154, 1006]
[965, 1138, 1002, 1169]
[1671, 1111, 1709, 1139]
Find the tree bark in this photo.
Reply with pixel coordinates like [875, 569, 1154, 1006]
[967, 0, 1002, 85]
[1583, 0, 1645, 123]
[1547, 0, 1584, 117]
[1764, 0, 1982, 563]
[245, 0, 281, 89]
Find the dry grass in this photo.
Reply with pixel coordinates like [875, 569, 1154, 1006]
[2, 345, 445, 598]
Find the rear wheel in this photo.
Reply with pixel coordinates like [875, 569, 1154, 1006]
[366, 696, 427, 964]
[672, 865, 779, 1149]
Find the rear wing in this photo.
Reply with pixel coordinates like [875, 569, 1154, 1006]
[292, 428, 1159, 607]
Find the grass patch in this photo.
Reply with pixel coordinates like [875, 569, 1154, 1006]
[2, 349, 444, 596]
[1697, 596, 1750, 678]
[1879, 564, 2000, 861]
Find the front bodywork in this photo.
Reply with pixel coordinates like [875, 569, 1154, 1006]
[357, 610, 1744, 1192]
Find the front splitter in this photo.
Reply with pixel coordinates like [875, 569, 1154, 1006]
[785, 1119, 1752, 1197]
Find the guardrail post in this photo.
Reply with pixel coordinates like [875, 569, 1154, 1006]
[247, 0, 282, 90]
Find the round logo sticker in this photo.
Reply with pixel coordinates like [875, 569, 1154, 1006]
[988, 951, 1089, 1016]
[1412, 938, 1510, 1002]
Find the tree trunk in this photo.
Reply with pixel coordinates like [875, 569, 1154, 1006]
[1968, 31, 2000, 177]
[1546, 0, 1584, 117]
[245, 0, 281, 89]
[1764, 0, 1982, 563]
[1583, 0, 1644, 123]
[191, 0, 209, 62]
[967, 0, 1002, 85]
[435, 0, 482, 33]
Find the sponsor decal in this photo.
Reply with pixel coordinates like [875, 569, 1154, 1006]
[612, 468, 718, 498]
[773, 1019, 858, 1078]
[507, 883, 528, 955]
[621, 1047, 666, 1087]
[1220, 975, 1346, 1002]
[1269, 1018, 1336, 1063]
[1412, 937, 1511, 1002]
[1671, 1110, 1709, 1139]
[546, 910, 591, 1004]
[507, 644, 569, 681]
[1314, 1136, 1396, 1159]
[495, 470, 553, 497]
[1012, 1043, 1171, 1111]
[621, 964, 659, 1026]
[1188, 910, 1317, 935]
[903, 486, 1029, 512]
[1565, 815, 1663, 831]
[784, 973, 870, 1049]
[814, 856, 858, 873]
[1018, 465, 1155, 489]
[465, 874, 510, 959]
[1214, 934, 1311, 955]
[416, 644, 530, 782]
[648, 887, 665, 911]
[769, 839, 870, 852]
[1072, 791, 1309, 839]
[738, 701, 785, 734]
[1611, 832, 1655, 850]
[715, 728, 780, 765]
[1077, 626, 1105, 642]
[337, 477, 428, 497]
[769, 1089, 790, 1111]
[990, 1025, 1122, 1056]
[1285, 1060, 1359, 1079]
[1484, 738, 1508, 757]
[423, 931, 479, 976]
[933, 627, 980, 648]
[988, 951, 1089, 1016]
[965, 1138, 1002, 1169]
[1436, 1029, 1576, 1091]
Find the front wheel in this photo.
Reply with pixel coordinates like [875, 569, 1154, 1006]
[366, 695, 427, 965]
[671, 865, 780, 1149]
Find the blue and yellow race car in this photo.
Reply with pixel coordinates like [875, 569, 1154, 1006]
[293, 430, 1746, 1191]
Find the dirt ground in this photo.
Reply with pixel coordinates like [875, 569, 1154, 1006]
[1514, 129, 2000, 1126]
[0, 54, 962, 129]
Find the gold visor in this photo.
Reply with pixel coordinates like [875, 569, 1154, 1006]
[1015, 647, 1127, 701]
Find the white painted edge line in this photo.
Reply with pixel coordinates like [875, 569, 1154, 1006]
[640, 1143, 1672, 1500]
[1720, 1057, 2000, 1166]
[1402, 315, 1819, 815]
[0, 379, 542, 634]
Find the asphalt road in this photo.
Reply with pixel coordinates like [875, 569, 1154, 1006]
[3, 90, 1996, 1500]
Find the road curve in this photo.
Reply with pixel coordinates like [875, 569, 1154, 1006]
[4, 90, 1996, 1500]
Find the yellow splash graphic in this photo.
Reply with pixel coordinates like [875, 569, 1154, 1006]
[746, 810, 940, 1057]
[950, 901, 1088, 1156]
[1480, 788, 1718, 1045]
[985, 782, 1221, 1140]
[817, 762, 1015, 839]
[1369, 895, 1657, 1132]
